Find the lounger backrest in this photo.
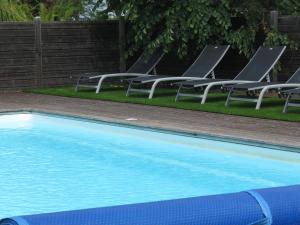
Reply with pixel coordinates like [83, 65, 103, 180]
[126, 48, 164, 74]
[182, 45, 230, 78]
[287, 67, 300, 83]
[234, 46, 286, 81]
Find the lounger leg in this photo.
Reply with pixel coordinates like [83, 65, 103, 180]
[211, 70, 215, 79]
[201, 84, 214, 104]
[96, 76, 106, 94]
[225, 88, 234, 107]
[255, 87, 269, 110]
[175, 85, 182, 102]
[148, 80, 160, 99]
[126, 81, 133, 97]
[75, 77, 82, 92]
[283, 93, 292, 113]
[153, 66, 157, 75]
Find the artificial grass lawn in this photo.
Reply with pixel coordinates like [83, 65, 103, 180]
[27, 85, 300, 122]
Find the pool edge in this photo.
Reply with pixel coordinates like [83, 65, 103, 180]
[0, 108, 299, 154]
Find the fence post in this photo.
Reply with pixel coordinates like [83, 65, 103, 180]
[269, 11, 279, 81]
[34, 16, 43, 87]
[119, 16, 126, 72]
[270, 10, 278, 30]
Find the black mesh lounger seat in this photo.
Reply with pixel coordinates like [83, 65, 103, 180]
[225, 67, 300, 110]
[282, 87, 300, 113]
[75, 48, 164, 93]
[125, 45, 230, 99]
[175, 46, 286, 104]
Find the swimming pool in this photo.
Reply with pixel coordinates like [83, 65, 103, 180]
[0, 112, 300, 218]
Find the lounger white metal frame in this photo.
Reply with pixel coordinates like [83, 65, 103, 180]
[75, 51, 164, 93]
[226, 68, 300, 110]
[76, 73, 151, 93]
[283, 89, 300, 113]
[126, 74, 213, 99]
[175, 46, 286, 104]
[127, 45, 230, 99]
[255, 84, 300, 110]
[176, 79, 258, 103]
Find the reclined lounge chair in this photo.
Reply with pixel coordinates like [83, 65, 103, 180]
[125, 45, 230, 99]
[225, 67, 300, 110]
[75, 48, 164, 93]
[175, 46, 286, 104]
[283, 87, 300, 113]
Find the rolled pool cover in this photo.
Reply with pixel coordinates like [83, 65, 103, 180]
[1, 185, 300, 225]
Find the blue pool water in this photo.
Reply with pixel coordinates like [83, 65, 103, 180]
[0, 113, 300, 217]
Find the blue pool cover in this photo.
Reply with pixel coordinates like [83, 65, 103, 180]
[1, 185, 299, 225]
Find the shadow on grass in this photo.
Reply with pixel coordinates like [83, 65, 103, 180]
[178, 95, 228, 103]
[212, 95, 286, 109]
[78, 86, 127, 93]
[127, 90, 178, 98]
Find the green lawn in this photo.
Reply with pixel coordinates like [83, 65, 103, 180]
[27, 85, 300, 122]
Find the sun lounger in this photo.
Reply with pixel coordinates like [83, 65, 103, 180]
[282, 87, 300, 113]
[125, 45, 230, 99]
[75, 48, 164, 93]
[175, 46, 286, 104]
[225, 67, 300, 109]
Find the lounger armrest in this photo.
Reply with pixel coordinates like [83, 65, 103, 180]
[255, 83, 300, 110]
[76, 72, 106, 81]
[258, 83, 300, 92]
[88, 73, 149, 79]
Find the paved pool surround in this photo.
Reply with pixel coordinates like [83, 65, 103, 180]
[0, 92, 299, 148]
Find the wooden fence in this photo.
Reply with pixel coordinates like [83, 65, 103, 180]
[0, 14, 299, 90]
[0, 19, 119, 89]
[277, 15, 300, 80]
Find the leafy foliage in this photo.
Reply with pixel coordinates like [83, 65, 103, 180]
[38, 0, 83, 21]
[0, 0, 84, 22]
[94, 0, 299, 58]
[0, 0, 33, 21]
[1, 0, 298, 58]
[276, 0, 300, 15]
[86, 0, 122, 19]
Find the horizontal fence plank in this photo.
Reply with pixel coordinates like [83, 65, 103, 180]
[43, 56, 119, 65]
[0, 30, 34, 37]
[0, 66, 37, 74]
[41, 43, 118, 50]
[0, 51, 35, 59]
[0, 43, 35, 51]
[0, 23, 34, 30]
[41, 70, 118, 77]
[41, 35, 118, 43]
[0, 58, 36, 66]
[0, 37, 34, 44]
[42, 65, 119, 72]
[0, 74, 37, 80]
[42, 66, 119, 75]
[42, 53, 118, 59]
[278, 26, 300, 33]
